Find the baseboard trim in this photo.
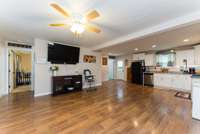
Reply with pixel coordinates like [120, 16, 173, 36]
[34, 91, 51, 97]
[96, 83, 102, 86]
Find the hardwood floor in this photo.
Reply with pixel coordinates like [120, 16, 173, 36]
[0, 80, 200, 134]
[11, 85, 31, 94]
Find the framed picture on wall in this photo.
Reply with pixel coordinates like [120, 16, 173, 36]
[83, 55, 96, 63]
[102, 57, 108, 65]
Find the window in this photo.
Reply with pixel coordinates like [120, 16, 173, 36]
[117, 61, 123, 68]
[156, 53, 175, 67]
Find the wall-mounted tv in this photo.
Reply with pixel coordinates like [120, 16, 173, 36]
[48, 43, 80, 64]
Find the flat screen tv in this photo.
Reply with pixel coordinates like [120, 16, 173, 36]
[48, 43, 80, 64]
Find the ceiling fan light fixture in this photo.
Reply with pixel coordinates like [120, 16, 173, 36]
[70, 23, 85, 34]
[49, 3, 101, 34]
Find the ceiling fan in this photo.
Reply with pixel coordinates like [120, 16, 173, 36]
[49, 3, 101, 35]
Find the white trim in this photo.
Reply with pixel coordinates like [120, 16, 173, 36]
[95, 83, 102, 87]
[93, 11, 200, 50]
[34, 91, 51, 97]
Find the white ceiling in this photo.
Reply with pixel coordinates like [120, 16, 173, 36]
[0, 0, 200, 50]
[100, 23, 200, 55]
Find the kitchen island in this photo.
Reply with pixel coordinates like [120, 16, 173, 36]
[191, 74, 200, 120]
[153, 72, 192, 92]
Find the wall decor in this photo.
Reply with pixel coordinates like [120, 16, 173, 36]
[102, 57, 108, 65]
[83, 55, 96, 63]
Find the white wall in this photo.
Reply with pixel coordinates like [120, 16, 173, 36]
[34, 39, 102, 97]
[101, 65, 109, 81]
[0, 39, 6, 97]
[101, 55, 109, 82]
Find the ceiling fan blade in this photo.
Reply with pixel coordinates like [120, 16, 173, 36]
[49, 24, 66, 27]
[50, 3, 70, 18]
[85, 24, 101, 33]
[86, 10, 100, 20]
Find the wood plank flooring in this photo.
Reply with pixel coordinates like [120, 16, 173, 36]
[0, 80, 200, 134]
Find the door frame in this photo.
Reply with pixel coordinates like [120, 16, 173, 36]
[6, 42, 34, 94]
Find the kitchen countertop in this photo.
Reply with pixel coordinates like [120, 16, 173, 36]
[144, 71, 192, 75]
[191, 74, 200, 78]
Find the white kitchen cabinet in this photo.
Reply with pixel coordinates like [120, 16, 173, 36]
[154, 73, 172, 88]
[171, 74, 182, 89]
[153, 73, 160, 87]
[154, 73, 192, 91]
[194, 45, 200, 65]
[182, 75, 192, 91]
[176, 50, 194, 66]
[161, 74, 172, 88]
[154, 73, 162, 87]
[133, 53, 145, 61]
[145, 54, 156, 66]
[171, 75, 191, 91]
[192, 78, 200, 120]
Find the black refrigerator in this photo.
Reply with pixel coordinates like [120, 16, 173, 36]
[131, 61, 145, 84]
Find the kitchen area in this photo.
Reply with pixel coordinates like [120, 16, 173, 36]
[129, 44, 200, 120]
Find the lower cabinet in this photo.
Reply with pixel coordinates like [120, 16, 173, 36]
[154, 73, 192, 91]
[154, 74, 172, 88]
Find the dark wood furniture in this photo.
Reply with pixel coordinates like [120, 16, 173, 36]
[52, 75, 82, 96]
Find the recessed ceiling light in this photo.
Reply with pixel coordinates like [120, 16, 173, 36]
[134, 48, 138, 51]
[152, 45, 157, 48]
[183, 39, 189, 42]
[170, 49, 175, 53]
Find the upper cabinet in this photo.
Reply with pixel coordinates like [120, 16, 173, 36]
[194, 45, 200, 65]
[133, 53, 145, 61]
[176, 49, 194, 66]
[145, 54, 156, 66]
[133, 53, 155, 66]
[133, 46, 200, 66]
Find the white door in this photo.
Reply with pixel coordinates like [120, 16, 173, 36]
[117, 60, 125, 80]
[108, 59, 114, 80]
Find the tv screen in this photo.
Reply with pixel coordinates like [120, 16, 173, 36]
[48, 43, 80, 64]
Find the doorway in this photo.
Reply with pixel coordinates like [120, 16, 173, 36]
[8, 48, 32, 94]
[117, 60, 125, 80]
[108, 58, 115, 80]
